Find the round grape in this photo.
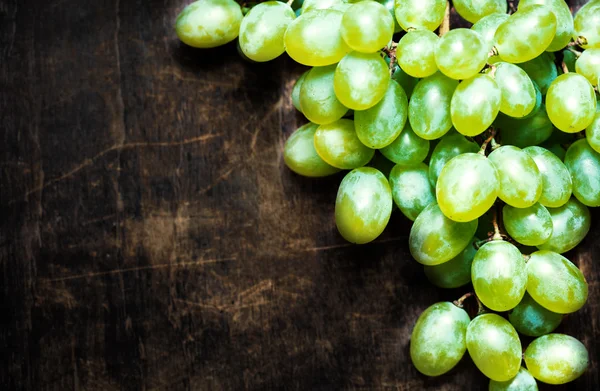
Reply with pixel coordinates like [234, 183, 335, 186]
[576, 48, 600, 86]
[524, 334, 589, 384]
[314, 119, 374, 169]
[301, 0, 343, 13]
[546, 73, 597, 133]
[472, 13, 510, 52]
[341, 1, 394, 53]
[517, 52, 558, 94]
[537, 197, 591, 253]
[284, 123, 341, 177]
[495, 105, 553, 148]
[435, 29, 488, 80]
[389, 163, 435, 221]
[380, 123, 430, 165]
[292, 71, 309, 113]
[428, 131, 479, 187]
[451, 74, 501, 137]
[523, 146, 573, 208]
[175, 0, 243, 48]
[394, 0, 446, 32]
[453, 0, 506, 24]
[574, 0, 600, 49]
[564, 138, 600, 207]
[586, 105, 600, 153]
[519, 0, 574, 52]
[489, 367, 539, 391]
[299, 65, 348, 125]
[509, 292, 562, 337]
[495, 62, 537, 118]
[397, 30, 439, 78]
[503, 203, 553, 246]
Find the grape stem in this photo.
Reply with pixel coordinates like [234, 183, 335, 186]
[492, 207, 503, 241]
[566, 47, 582, 58]
[286, 0, 294, 6]
[478, 128, 497, 155]
[561, 61, 569, 74]
[569, 36, 588, 47]
[382, 42, 398, 76]
[453, 292, 475, 308]
[523, 254, 531, 263]
[438, 1, 451, 37]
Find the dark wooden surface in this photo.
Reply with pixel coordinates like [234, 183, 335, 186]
[0, 0, 598, 390]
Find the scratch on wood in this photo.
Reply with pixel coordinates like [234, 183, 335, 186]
[302, 237, 406, 252]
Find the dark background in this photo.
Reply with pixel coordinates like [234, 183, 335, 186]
[0, 0, 598, 390]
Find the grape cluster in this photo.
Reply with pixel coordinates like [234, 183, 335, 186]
[176, 0, 600, 387]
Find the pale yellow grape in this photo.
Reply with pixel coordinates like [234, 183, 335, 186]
[586, 105, 600, 153]
[519, 0, 574, 52]
[397, 30, 439, 78]
[472, 13, 510, 52]
[175, 0, 243, 48]
[523, 146, 572, 208]
[489, 367, 539, 391]
[537, 197, 591, 254]
[299, 65, 348, 125]
[340, 1, 394, 54]
[435, 29, 488, 80]
[574, 0, 600, 49]
[453, 0, 506, 24]
[428, 131, 479, 187]
[389, 163, 435, 221]
[495, 62, 537, 118]
[451, 74, 501, 137]
[524, 334, 589, 384]
[394, 0, 446, 31]
[564, 139, 600, 207]
[575, 48, 600, 86]
[546, 73, 597, 133]
[284, 123, 341, 177]
[314, 119, 375, 169]
[302, 0, 343, 13]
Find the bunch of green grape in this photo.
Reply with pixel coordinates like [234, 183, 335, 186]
[176, 0, 600, 387]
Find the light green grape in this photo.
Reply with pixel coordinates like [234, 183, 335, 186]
[488, 146, 542, 208]
[340, 1, 394, 53]
[175, 0, 243, 48]
[397, 30, 439, 78]
[284, 123, 341, 177]
[334, 51, 390, 111]
[527, 250, 588, 313]
[574, 0, 600, 49]
[453, 0, 506, 24]
[467, 314, 522, 382]
[546, 73, 597, 133]
[495, 62, 537, 118]
[409, 203, 478, 266]
[436, 153, 498, 222]
[525, 334, 589, 385]
[495, 5, 557, 63]
[472, 240, 527, 312]
[576, 48, 600, 86]
[428, 131, 479, 187]
[586, 105, 600, 153]
[284, 10, 350, 66]
[239, 2, 295, 62]
[292, 70, 309, 112]
[472, 13, 510, 52]
[335, 167, 392, 244]
[494, 105, 553, 148]
[517, 52, 558, 94]
[301, 0, 343, 13]
[389, 163, 435, 221]
[391, 65, 419, 99]
[523, 146, 572, 208]
[519, 0, 574, 52]
[394, 0, 446, 31]
[408, 72, 458, 140]
[410, 302, 470, 376]
[375, 0, 401, 32]
[451, 74, 501, 137]
[299, 65, 348, 125]
[330, 2, 352, 12]
[380, 123, 430, 165]
[537, 197, 591, 253]
[314, 119, 374, 169]
[503, 203, 553, 246]
[508, 292, 562, 337]
[355, 80, 408, 149]
[424, 238, 477, 288]
[489, 367, 539, 391]
[564, 139, 600, 207]
[435, 29, 488, 80]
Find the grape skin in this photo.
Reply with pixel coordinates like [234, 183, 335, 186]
[494, 62, 537, 118]
[537, 197, 591, 254]
[291, 71, 309, 113]
[586, 105, 600, 153]
[394, 0, 447, 32]
[284, 123, 341, 178]
[397, 30, 439, 78]
[380, 123, 430, 165]
[428, 131, 479, 188]
[453, 0, 506, 24]
[576, 48, 600, 86]
[451, 74, 501, 137]
[508, 292, 562, 337]
[523, 146, 572, 208]
[517, 53, 558, 95]
[472, 13, 510, 52]
[489, 367, 539, 391]
[564, 139, 600, 207]
[546, 73, 597, 133]
[340, 1, 394, 54]
[423, 237, 477, 289]
[573, 1, 600, 49]
[494, 105, 553, 148]
[313, 119, 375, 169]
[435, 29, 489, 81]
[502, 203, 553, 246]
[524, 334, 589, 384]
[299, 65, 349, 125]
[389, 163, 435, 221]
[301, 0, 343, 14]
[519, 0, 574, 52]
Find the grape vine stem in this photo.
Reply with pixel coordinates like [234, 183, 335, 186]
[438, 1, 451, 37]
[478, 128, 497, 155]
[453, 292, 475, 308]
[382, 42, 398, 76]
[286, 0, 293, 6]
[561, 61, 569, 74]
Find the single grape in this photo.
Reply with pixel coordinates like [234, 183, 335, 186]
[314, 119, 374, 169]
[494, 105, 553, 148]
[409, 203, 478, 266]
[451, 74, 501, 137]
[495, 5, 557, 63]
[573, 0, 600, 49]
[299, 65, 348, 125]
[436, 153, 499, 222]
[586, 105, 600, 153]
[410, 302, 470, 376]
[334, 51, 390, 111]
[503, 203, 553, 246]
[453, 0, 506, 24]
[335, 167, 392, 244]
[489, 367, 539, 391]
[424, 238, 477, 289]
[508, 292, 562, 337]
[537, 197, 591, 253]
[428, 131, 479, 187]
[389, 163, 435, 221]
[391, 65, 419, 99]
[546, 73, 597, 133]
[524, 334, 589, 384]
[340, 1, 394, 53]
[517, 52, 558, 94]
[408, 72, 458, 140]
[175, 0, 243, 48]
[380, 123, 430, 165]
[394, 0, 446, 32]
[397, 30, 439, 78]
[472, 13, 510, 52]
[523, 146, 572, 208]
[355, 80, 408, 149]
[284, 123, 341, 177]
[435, 29, 488, 80]
[301, 0, 343, 13]
[495, 62, 537, 118]
[576, 48, 600, 86]
[519, 0, 574, 52]
[292, 70, 309, 113]
[375, 0, 401, 32]
[467, 314, 522, 382]
[564, 139, 600, 207]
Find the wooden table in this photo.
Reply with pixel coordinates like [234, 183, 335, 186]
[1, 0, 598, 389]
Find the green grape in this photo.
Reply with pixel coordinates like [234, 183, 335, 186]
[489, 367, 539, 391]
[586, 105, 600, 153]
[239, 2, 295, 62]
[576, 48, 600, 86]
[284, 10, 350, 66]
[472, 13, 510, 52]
[472, 240, 527, 312]
[367, 151, 395, 178]
[517, 52, 558, 94]
[301, 0, 343, 13]
[523, 146, 572, 208]
[410, 303, 470, 377]
[376, 0, 401, 33]
[508, 292, 562, 337]
[397, 30, 439, 78]
[488, 146, 542, 208]
[428, 131, 479, 187]
[334, 51, 390, 111]
[424, 238, 477, 288]
[394, 0, 446, 32]
[299, 65, 348, 125]
[495, 62, 537, 118]
[527, 250, 588, 313]
[409, 203, 478, 266]
[175, 0, 243, 48]
[494, 105, 553, 148]
[435, 29, 488, 80]
[335, 167, 392, 244]
[355, 80, 408, 149]
[292, 71, 309, 113]
[466, 314, 522, 382]
[503, 204, 553, 247]
[314, 119, 375, 169]
[523, 80, 543, 119]
[380, 123, 430, 165]
[537, 197, 591, 253]
[495, 5, 557, 64]
[574, 1, 600, 49]
[389, 163, 435, 221]
[519, 0, 574, 52]
[391, 65, 419, 99]
[525, 334, 589, 385]
[451, 74, 501, 137]
[340, 1, 394, 53]
[453, 0, 506, 24]
[331, 2, 352, 12]
[408, 72, 458, 140]
[284, 123, 341, 177]
[436, 153, 498, 222]
[546, 73, 597, 133]
[564, 139, 600, 207]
